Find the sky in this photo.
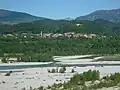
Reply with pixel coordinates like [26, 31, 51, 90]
[0, 0, 120, 19]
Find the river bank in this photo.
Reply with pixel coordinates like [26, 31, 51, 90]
[0, 66, 120, 90]
[0, 55, 120, 90]
[0, 62, 53, 66]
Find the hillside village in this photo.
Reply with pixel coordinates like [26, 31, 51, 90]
[2, 32, 98, 39]
[38, 32, 97, 38]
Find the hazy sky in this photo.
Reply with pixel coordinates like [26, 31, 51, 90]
[0, 0, 120, 19]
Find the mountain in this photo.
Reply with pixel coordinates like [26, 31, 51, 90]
[0, 9, 47, 24]
[76, 8, 120, 22]
[0, 9, 120, 34]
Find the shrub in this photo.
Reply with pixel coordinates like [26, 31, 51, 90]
[51, 69, 56, 73]
[83, 70, 100, 81]
[2, 81, 6, 84]
[21, 88, 26, 90]
[38, 86, 44, 90]
[1, 58, 7, 63]
[56, 83, 63, 88]
[71, 69, 75, 73]
[47, 69, 50, 73]
[30, 86, 32, 90]
[59, 67, 66, 73]
[47, 85, 51, 89]
[63, 66, 66, 71]
[70, 73, 82, 85]
[63, 82, 72, 89]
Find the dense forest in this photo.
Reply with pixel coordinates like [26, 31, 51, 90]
[0, 19, 120, 34]
[0, 34, 120, 62]
[0, 19, 120, 62]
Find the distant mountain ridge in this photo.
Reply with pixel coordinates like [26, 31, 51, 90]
[76, 8, 120, 22]
[1, 8, 120, 24]
[63, 17, 74, 21]
[0, 9, 46, 24]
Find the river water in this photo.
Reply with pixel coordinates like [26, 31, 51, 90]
[1, 62, 120, 70]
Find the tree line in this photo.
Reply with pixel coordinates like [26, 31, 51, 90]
[0, 35, 120, 62]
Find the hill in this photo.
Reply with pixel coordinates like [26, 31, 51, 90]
[0, 9, 46, 24]
[76, 8, 120, 22]
[0, 19, 120, 34]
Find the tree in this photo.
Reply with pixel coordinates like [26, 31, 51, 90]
[51, 69, 56, 73]
[59, 67, 66, 73]
[71, 69, 75, 73]
[1, 57, 7, 63]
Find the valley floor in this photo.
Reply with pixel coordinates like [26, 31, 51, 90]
[1, 55, 120, 90]
[0, 66, 120, 90]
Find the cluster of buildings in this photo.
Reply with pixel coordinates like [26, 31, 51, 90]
[1, 32, 97, 39]
[39, 32, 97, 38]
